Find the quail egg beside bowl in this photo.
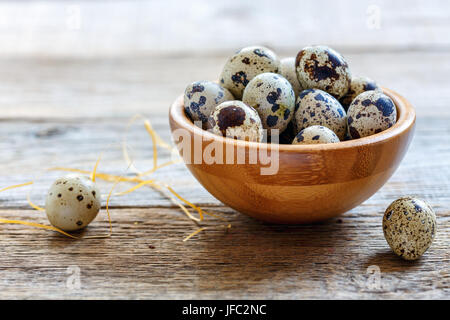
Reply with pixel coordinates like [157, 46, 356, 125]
[383, 197, 436, 260]
[45, 174, 102, 232]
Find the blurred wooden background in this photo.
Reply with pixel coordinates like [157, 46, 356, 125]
[1, 0, 450, 57]
[0, 0, 449, 118]
[0, 0, 448, 299]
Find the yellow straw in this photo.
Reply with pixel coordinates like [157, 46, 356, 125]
[0, 218, 78, 239]
[91, 153, 103, 182]
[183, 227, 206, 241]
[0, 181, 33, 193]
[26, 193, 45, 211]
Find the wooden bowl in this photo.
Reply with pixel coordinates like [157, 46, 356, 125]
[169, 88, 415, 223]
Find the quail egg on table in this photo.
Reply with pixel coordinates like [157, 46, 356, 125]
[184, 81, 234, 127]
[340, 76, 381, 110]
[206, 100, 263, 142]
[347, 90, 397, 139]
[295, 45, 351, 99]
[383, 197, 437, 260]
[45, 174, 102, 232]
[279, 57, 303, 98]
[294, 89, 347, 140]
[242, 73, 295, 133]
[219, 46, 280, 99]
[292, 125, 340, 145]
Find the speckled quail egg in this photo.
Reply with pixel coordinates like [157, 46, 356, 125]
[279, 57, 303, 98]
[383, 197, 436, 261]
[206, 100, 263, 142]
[242, 73, 295, 133]
[295, 45, 351, 99]
[219, 46, 280, 99]
[294, 89, 347, 140]
[292, 125, 340, 145]
[347, 90, 396, 139]
[340, 76, 381, 110]
[45, 174, 101, 232]
[184, 81, 234, 127]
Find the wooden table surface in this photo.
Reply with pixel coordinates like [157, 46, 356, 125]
[0, 0, 449, 299]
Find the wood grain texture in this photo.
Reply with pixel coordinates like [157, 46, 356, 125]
[1, 51, 450, 119]
[1, 116, 449, 210]
[169, 89, 416, 223]
[0, 44, 449, 298]
[0, 115, 448, 299]
[0, 206, 448, 299]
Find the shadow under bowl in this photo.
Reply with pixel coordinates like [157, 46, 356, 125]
[169, 87, 415, 224]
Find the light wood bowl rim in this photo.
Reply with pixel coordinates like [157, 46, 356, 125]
[170, 87, 415, 151]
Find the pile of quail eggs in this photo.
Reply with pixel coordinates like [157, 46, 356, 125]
[182, 45, 439, 261]
[184, 45, 397, 144]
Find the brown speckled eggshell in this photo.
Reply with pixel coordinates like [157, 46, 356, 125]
[184, 81, 234, 127]
[242, 72, 295, 133]
[45, 174, 101, 231]
[206, 100, 263, 142]
[340, 76, 381, 110]
[294, 89, 347, 140]
[383, 197, 436, 260]
[219, 46, 280, 99]
[292, 125, 340, 145]
[347, 90, 397, 139]
[295, 45, 351, 99]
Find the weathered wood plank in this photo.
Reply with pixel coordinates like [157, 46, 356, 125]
[0, 114, 448, 299]
[0, 206, 447, 299]
[0, 47, 449, 299]
[0, 116, 212, 208]
[1, 116, 449, 209]
[0, 52, 449, 119]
